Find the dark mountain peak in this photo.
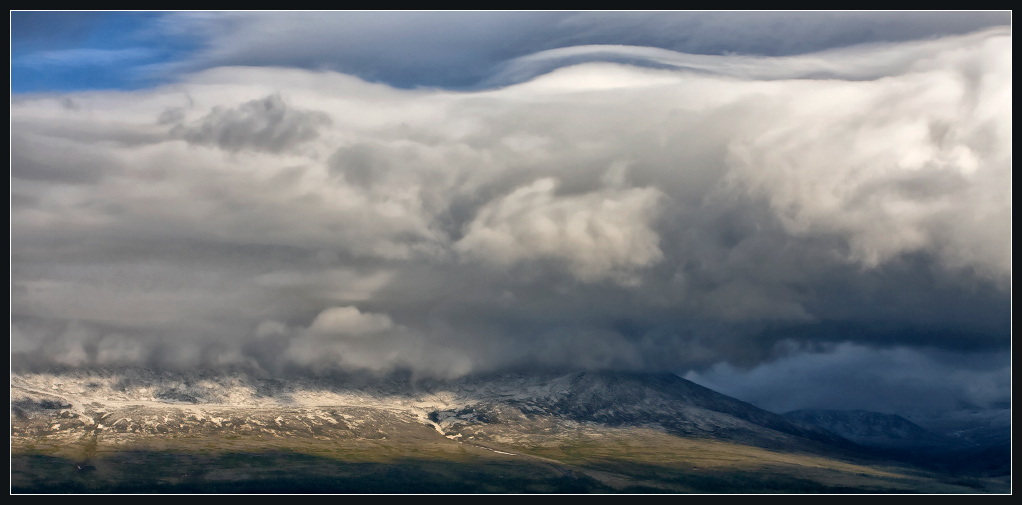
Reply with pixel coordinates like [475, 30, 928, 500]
[786, 409, 923, 430]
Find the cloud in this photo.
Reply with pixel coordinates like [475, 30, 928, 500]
[721, 48, 1012, 281]
[455, 177, 665, 285]
[9, 27, 1011, 414]
[11, 12, 1009, 94]
[278, 307, 474, 378]
[486, 27, 1012, 86]
[153, 12, 1009, 90]
[308, 306, 394, 337]
[328, 143, 390, 187]
[172, 93, 331, 153]
[11, 130, 124, 185]
[13, 48, 154, 68]
[685, 342, 1012, 415]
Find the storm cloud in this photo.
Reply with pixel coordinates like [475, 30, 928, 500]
[10, 23, 1011, 413]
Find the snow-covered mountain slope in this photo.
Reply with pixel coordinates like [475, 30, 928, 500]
[11, 368, 850, 455]
[13, 367, 1013, 492]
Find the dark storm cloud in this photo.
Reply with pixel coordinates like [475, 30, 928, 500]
[9, 24, 1011, 414]
[685, 343, 1012, 415]
[172, 93, 331, 153]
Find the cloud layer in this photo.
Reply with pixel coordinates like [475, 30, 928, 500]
[10, 27, 1011, 412]
[154, 12, 1011, 90]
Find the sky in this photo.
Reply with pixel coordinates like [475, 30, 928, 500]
[9, 11, 1012, 416]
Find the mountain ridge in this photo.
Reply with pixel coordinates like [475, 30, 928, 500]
[11, 367, 1010, 493]
[11, 367, 852, 453]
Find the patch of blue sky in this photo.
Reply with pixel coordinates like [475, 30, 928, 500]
[11, 11, 201, 94]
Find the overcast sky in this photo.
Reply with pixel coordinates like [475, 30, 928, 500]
[10, 11, 1012, 415]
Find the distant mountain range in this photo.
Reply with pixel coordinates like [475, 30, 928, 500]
[783, 408, 1011, 478]
[783, 409, 954, 450]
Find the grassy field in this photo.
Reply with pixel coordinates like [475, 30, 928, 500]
[12, 433, 610, 493]
[10, 426, 1010, 493]
[509, 429, 1010, 493]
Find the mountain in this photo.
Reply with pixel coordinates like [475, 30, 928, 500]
[440, 371, 857, 451]
[10, 367, 1010, 493]
[784, 408, 1012, 478]
[11, 368, 848, 452]
[907, 406, 1011, 448]
[783, 409, 952, 450]
[12, 365, 850, 449]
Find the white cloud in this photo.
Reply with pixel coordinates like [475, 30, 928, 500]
[724, 33, 1011, 279]
[308, 306, 394, 337]
[14, 48, 153, 68]
[456, 178, 665, 285]
[154, 12, 1009, 89]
